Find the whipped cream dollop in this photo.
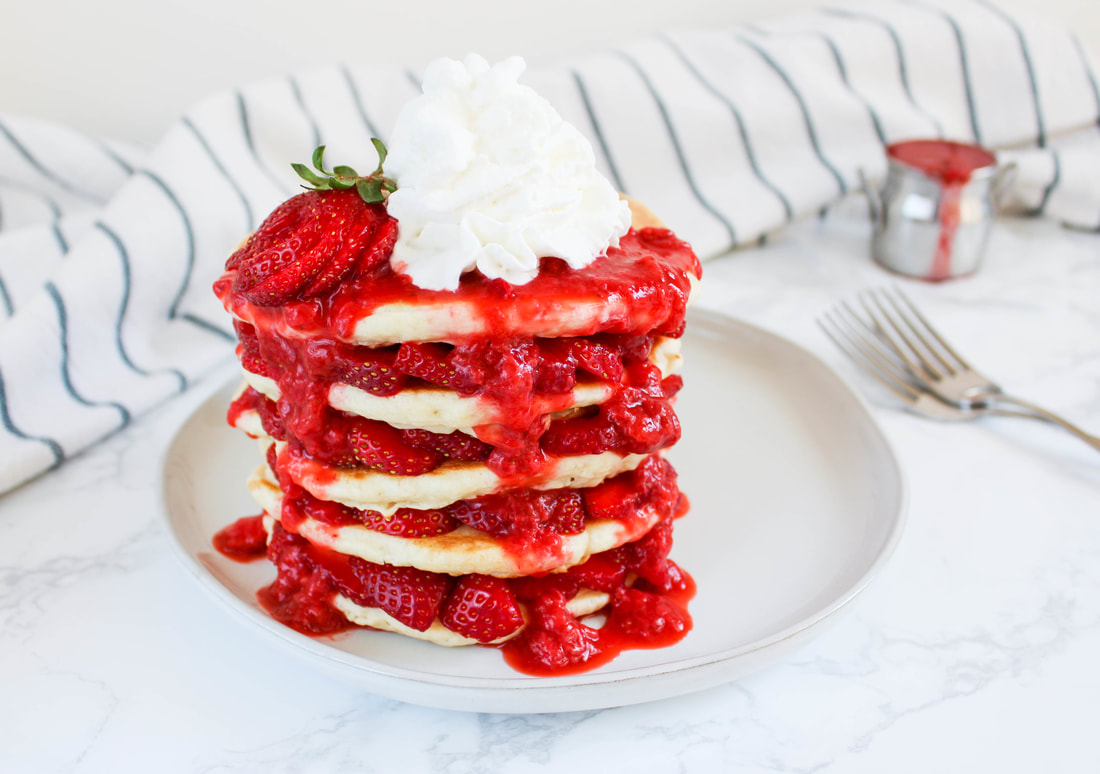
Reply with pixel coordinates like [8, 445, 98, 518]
[385, 54, 632, 291]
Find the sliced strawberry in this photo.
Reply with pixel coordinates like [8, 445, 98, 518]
[355, 507, 460, 538]
[327, 343, 406, 396]
[547, 491, 585, 534]
[394, 342, 478, 392]
[348, 420, 443, 475]
[540, 414, 618, 456]
[447, 493, 524, 538]
[230, 190, 392, 306]
[533, 340, 576, 393]
[400, 428, 492, 462]
[572, 339, 624, 382]
[344, 558, 452, 632]
[440, 574, 524, 643]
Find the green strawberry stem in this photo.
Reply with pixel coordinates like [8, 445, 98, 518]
[292, 142, 397, 204]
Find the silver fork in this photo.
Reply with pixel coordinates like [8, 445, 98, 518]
[820, 289, 1100, 452]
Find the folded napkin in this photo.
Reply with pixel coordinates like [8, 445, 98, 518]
[1, 0, 1097, 494]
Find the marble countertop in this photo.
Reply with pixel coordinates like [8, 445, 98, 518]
[3, 208, 1098, 773]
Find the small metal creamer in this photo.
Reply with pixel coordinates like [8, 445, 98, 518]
[862, 140, 1014, 281]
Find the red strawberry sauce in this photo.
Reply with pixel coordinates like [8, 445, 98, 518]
[213, 203, 701, 674]
[886, 139, 997, 281]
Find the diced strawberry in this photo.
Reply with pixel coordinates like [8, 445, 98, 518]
[602, 388, 680, 453]
[518, 589, 601, 669]
[348, 420, 442, 475]
[531, 339, 576, 393]
[565, 551, 627, 592]
[615, 518, 676, 590]
[255, 396, 287, 441]
[394, 342, 478, 392]
[326, 343, 407, 396]
[400, 428, 492, 462]
[508, 572, 581, 603]
[572, 339, 624, 382]
[235, 322, 276, 379]
[355, 507, 460, 537]
[581, 475, 639, 521]
[344, 558, 453, 632]
[607, 586, 689, 641]
[265, 443, 280, 485]
[660, 374, 684, 398]
[440, 574, 525, 643]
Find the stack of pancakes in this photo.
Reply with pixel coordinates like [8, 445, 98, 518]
[216, 201, 702, 667]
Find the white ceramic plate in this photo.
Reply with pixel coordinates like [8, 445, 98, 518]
[161, 310, 906, 713]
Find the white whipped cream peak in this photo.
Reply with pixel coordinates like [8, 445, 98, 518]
[384, 54, 632, 291]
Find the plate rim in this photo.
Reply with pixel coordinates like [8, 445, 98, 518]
[159, 309, 908, 705]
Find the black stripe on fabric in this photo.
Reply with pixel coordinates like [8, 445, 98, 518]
[136, 169, 195, 319]
[33, 190, 68, 254]
[52, 222, 68, 254]
[571, 69, 627, 194]
[734, 33, 848, 196]
[180, 312, 235, 342]
[287, 75, 322, 149]
[44, 282, 131, 428]
[823, 7, 945, 138]
[1031, 150, 1061, 216]
[94, 221, 188, 392]
[0, 119, 103, 203]
[1072, 36, 1100, 126]
[660, 36, 794, 223]
[339, 65, 384, 140]
[181, 117, 255, 231]
[976, 0, 1046, 147]
[95, 139, 135, 176]
[0, 275, 12, 317]
[615, 51, 738, 246]
[0, 364, 64, 468]
[817, 31, 888, 145]
[906, 1, 982, 144]
[236, 91, 292, 196]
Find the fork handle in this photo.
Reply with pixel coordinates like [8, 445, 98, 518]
[984, 393, 1100, 452]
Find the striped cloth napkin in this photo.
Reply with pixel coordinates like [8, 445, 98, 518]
[1, 0, 1098, 494]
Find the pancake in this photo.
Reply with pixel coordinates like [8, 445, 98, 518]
[332, 588, 609, 647]
[240, 335, 682, 434]
[220, 199, 699, 348]
[248, 466, 666, 576]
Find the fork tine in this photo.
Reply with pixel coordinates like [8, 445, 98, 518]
[850, 293, 935, 380]
[833, 303, 922, 387]
[880, 289, 959, 375]
[818, 312, 921, 404]
[889, 287, 974, 371]
[861, 290, 947, 379]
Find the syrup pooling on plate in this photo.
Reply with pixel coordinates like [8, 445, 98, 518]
[211, 55, 701, 674]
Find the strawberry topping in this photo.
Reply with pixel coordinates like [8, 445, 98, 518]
[440, 574, 525, 643]
[229, 189, 395, 306]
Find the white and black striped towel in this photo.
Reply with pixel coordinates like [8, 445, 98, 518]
[1, 0, 1098, 494]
